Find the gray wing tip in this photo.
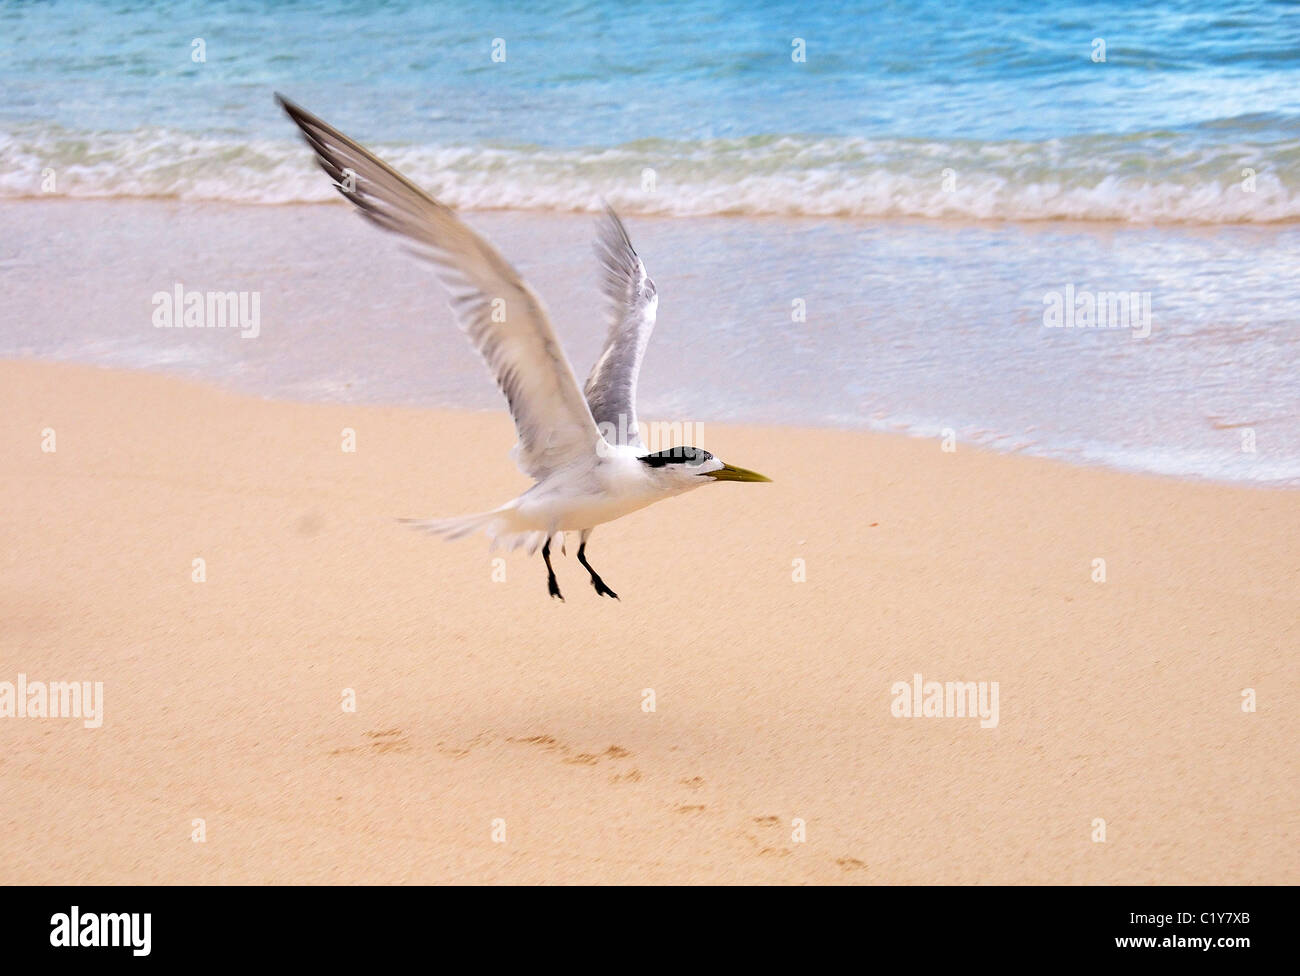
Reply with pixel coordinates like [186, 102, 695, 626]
[593, 200, 652, 309]
[596, 200, 634, 250]
[276, 93, 328, 149]
[275, 92, 305, 119]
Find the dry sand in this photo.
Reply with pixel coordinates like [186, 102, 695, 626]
[1, 359, 1296, 884]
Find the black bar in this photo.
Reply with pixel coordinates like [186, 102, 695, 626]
[0, 885, 1282, 963]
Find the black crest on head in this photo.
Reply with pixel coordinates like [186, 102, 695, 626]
[638, 447, 713, 467]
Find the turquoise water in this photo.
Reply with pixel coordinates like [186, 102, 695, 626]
[1, 1, 1298, 484]
[3, 0, 1300, 219]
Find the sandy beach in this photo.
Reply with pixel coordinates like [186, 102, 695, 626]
[1, 358, 1295, 884]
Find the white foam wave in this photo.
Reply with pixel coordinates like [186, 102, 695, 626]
[3, 126, 1298, 224]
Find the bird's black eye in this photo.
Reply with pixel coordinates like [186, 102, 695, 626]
[638, 447, 713, 467]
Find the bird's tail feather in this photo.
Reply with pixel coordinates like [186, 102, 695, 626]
[398, 510, 503, 542]
[398, 508, 554, 555]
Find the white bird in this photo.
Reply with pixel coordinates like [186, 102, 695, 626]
[278, 95, 770, 600]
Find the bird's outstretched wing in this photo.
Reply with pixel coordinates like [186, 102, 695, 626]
[584, 204, 658, 449]
[277, 94, 602, 480]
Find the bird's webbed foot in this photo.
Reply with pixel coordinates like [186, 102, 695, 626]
[589, 575, 619, 600]
[577, 541, 619, 600]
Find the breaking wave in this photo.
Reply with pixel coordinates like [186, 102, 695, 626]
[4, 124, 1299, 224]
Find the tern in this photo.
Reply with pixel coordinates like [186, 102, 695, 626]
[278, 95, 771, 600]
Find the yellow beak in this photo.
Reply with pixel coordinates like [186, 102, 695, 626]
[708, 463, 772, 483]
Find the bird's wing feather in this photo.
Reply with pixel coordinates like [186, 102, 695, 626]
[277, 94, 602, 480]
[584, 204, 658, 449]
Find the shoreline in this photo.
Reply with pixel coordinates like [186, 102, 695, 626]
[6, 194, 1300, 233]
[6, 197, 1297, 489]
[5, 353, 1297, 493]
[2, 359, 1296, 884]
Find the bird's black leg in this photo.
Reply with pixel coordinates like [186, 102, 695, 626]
[577, 541, 619, 600]
[542, 538, 563, 601]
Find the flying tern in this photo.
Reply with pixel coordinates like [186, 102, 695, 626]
[278, 95, 771, 600]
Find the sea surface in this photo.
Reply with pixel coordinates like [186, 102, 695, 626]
[1, 1, 1298, 483]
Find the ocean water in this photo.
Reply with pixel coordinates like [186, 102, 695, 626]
[1, 1, 1298, 483]
[4, 0, 1300, 220]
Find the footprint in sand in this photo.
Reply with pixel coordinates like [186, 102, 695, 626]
[435, 731, 492, 759]
[508, 736, 634, 768]
[507, 734, 563, 751]
[330, 728, 411, 756]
